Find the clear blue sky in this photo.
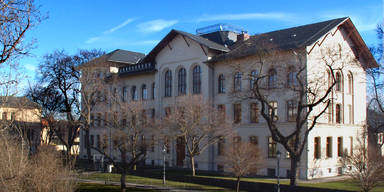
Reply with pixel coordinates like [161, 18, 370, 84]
[21, 0, 383, 78]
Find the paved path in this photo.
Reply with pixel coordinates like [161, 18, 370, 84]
[76, 178, 203, 192]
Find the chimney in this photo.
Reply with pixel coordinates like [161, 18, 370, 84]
[237, 33, 250, 42]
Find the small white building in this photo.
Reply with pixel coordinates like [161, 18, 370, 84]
[79, 17, 377, 180]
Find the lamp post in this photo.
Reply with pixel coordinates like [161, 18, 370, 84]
[276, 150, 281, 192]
[162, 145, 167, 185]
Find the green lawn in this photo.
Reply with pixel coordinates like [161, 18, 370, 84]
[79, 172, 384, 192]
[79, 173, 234, 191]
[76, 183, 154, 192]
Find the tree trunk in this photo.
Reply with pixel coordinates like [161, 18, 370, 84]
[120, 172, 126, 192]
[236, 177, 240, 192]
[190, 156, 195, 176]
[290, 155, 300, 186]
[84, 129, 92, 161]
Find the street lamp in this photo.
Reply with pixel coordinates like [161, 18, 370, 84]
[162, 145, 167, 185]
[275, 150, 282, 192]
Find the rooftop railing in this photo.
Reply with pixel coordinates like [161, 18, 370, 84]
[196, 23, 248, 35]
[118, 63, 155, 74]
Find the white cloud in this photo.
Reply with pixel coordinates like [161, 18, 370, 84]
[86, 37, 101, 44]
[131, 40, 160, 45]
[104, 19, 135, 35]
[24, 64, 36, 71]
[192, 12, 300, 23]
[138, 19, 179, 32]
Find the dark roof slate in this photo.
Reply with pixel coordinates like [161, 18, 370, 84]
[260, 17, 348, 50]
[0, 96, 41, 109]
[108, 49, 146, 64]
[209, 17, 376, 68]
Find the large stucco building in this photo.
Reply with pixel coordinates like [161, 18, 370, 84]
[79, 17, 377, 179]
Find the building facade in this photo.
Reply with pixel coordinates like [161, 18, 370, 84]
[79, 17, 376, 179]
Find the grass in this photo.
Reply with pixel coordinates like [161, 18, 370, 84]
[76, 183, 154, 192]
[79, 172, 235, 191]
[79, 172, 384, 192]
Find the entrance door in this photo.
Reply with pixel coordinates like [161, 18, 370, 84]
[176, 137, 185, 166]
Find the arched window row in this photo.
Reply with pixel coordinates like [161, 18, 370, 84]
[118, 83, 153, 102]
[165, 65, 202, 97]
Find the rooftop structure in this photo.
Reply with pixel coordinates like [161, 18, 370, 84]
[196, 23, 248, 35]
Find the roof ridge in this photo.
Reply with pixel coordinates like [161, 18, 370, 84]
[300, 17, 348, 47]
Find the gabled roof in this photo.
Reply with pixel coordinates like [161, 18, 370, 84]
[107, 49, 145, 64]
[209, 17, 377, 68]
[77, 49, 146, 69]
[259, 17, 349, 50]
[143, 30, 230, 63]
[0, 96, 41, 109]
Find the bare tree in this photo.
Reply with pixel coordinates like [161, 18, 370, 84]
[223, 34, 359, 185]
[366, 22, 384, 151]
[92, 87, 155, 192]
[162, 94, 233, 176]
[221, 141, 264, 192]
[339, 130, 384, 192]
[29, 49, 104, 161]
[0, 0, 47, 64]
[76, 57, 108, 162]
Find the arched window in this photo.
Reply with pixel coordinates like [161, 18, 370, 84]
[250, 70, 258, 89]
[218, 74, 225, 93]
[268, 68, 277, 88]
[348, 73, 353, 94]
[178, 68, 186, 95]
[152, 83, 156, 99]
[132, 86, 137, 100]
[234, 72, 242, 91]
[287, 66, 297, 87]
[193, 66, 201, 94]
[165, 70, 172, 97]
[142, 85, 147, 100]
[122, 87, 127, 102]
[335, 72, 341, 91]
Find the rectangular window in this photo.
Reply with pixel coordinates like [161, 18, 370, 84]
[84, 135, 88, 149]
[218, 138, 225, 155]
[218, 104, 225, 122]
[326, 137, 332, 158]
[90, 113, 94, 127]
[233, 136, 241, 148]
[286, 138, 295, 158]
[350, 137, 353, 156]
[104, 112, 108, 126]
[151, 135, 155, 152]
[250, 136, 258, 146]
[2, 112, 7, 120]
[233, 104, 241, 124]
[314, 137, 321, 159]
[336, 104, 341, 124]
[250, 103, 259, 123]
[165, 107, 171, 117]
[97, 135, 101, 148]
[268, 137, 277, 158]
[287, 100, 297, 122]
[97, 113, 101, 126]
[338, 137, 343, 157]
[142, 110, 148, 125]
[91, 135, 94, 147]
[268, 102, 277, 118]
[122, 112, 127, 126]
[165, 140, 170, 154]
